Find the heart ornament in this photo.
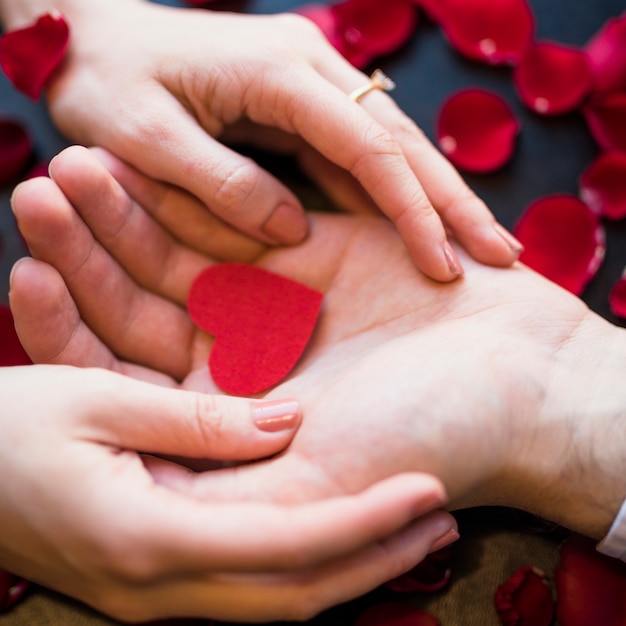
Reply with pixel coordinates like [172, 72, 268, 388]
[187, 263, 323, 396]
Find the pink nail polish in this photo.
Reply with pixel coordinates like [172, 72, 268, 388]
[494, 222, 524, 255]
[261, 204, 309, 245]
[443, 241, 463, 277]
[252, 398, 301, 432]
[429, 528, 460, 553]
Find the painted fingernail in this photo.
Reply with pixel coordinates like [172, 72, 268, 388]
[429, 528, 460, 553]
[443, 241, 464, 277]
[494, 222, 524, 255]
[252, 398, 301, 432]
[261, 204, 309, 245]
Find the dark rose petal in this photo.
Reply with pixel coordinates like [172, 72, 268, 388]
[355, 601, 440, 626]
[494, 565, 554, 626]
[580, 152, 626, 220]
[0, 305, 31, 367]
[386, 547, 452, 593]
[0, 117, 33, 186]
[555, 534, 626, 626]
[582, 92, 626, 153]
[437, 88, 520, 173]
[0, 11, 70, 100]
[513, 42, 592, 115]
[514, 195, 605, 295]
[23, 160, 50, 180]
[433, 0, 535, 65]
[585, 13, 626, 94]
[609, 273, 626, 318]
[0, 570, 30, 612]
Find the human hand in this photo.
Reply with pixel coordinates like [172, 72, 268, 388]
[2, 0, 521, 280]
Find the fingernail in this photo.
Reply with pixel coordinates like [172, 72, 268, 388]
[8, 257, 28, 289]
[494, 222, 524, 256]
[429, 528, 460, 553]
[261, 204, 309, 245]
[252, 398, 301, 432]
[443, 241, 463, 277]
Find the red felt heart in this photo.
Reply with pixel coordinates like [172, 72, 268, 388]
[187, 263, 323, 396]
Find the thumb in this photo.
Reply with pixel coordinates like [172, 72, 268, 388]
[75, 368, 301, 461]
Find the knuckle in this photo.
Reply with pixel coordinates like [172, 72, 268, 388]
[192, 393, 226, 449]
[212, 157, 261, 217]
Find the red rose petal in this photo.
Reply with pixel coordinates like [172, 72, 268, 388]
[296, 4, 344, 54]
[355, 601, 440, 626]
[514, 195, 605, 295]
[0, 118, 32, 186]
[0, 305, 31, 367]
[585, 13, 626, 94]
[437, 88, 520, 173]
[582, 92, 626, 153]
[22, 160, 50, 180]
[187, 263, 323, 396]
[494, 565, 554, 626]
[609, 273, 626, 318]
[434, 0, 535, 65]
[555, 534, 626, 626]
[580, 152, 626, 220]
[0, 12, 70, 100]
[0, 570, 30, 612]
[513, 42, 592, 115]
[386, 547, 452, 593]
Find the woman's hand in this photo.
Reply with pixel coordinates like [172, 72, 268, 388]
[2, 0, 522, 280]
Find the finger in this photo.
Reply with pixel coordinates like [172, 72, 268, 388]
[102, 509, 457, 623]
[88, 147, 269, 263]
[10, 171, 199, 378]
[106, 91, 310, 246]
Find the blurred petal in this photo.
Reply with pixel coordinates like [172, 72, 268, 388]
[609, 272, 626, 318]
[582, 92, 626, 153]
[514, 195, 605, 296]
[437, 88, 520, 173]
[513, 42, 592, 115]
[0, 117, 32, 186]
[0, 570, 30, 612]
[580, 151, 626, 220]
[0, 305, 31, 367]
[585, 13, 626, 94]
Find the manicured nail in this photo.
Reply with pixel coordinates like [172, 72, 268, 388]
[252, 398, 301, 432]
[443, 241, 463, 277]
[261, 204, 309, 245]
[429, 528, 460, 553]
[494, 222, 524, 255]
[8, 257, 28, 289]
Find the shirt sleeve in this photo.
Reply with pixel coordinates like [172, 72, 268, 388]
[597, 498, 626, 561]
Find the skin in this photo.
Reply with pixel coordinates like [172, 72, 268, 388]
[11, 147, 626, 549]
[0, 0, 523, 280]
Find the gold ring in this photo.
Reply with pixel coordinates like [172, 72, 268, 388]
[349, 69, 396, 103]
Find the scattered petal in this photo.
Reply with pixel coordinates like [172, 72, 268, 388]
[386, 547, 452, 593]
[0, 117, 33, 186]
[433, 0, 535, 65]
[437, 88, 520, 173]
[555, 534, 626, 626]
[495, 565, 554, 626]
[609, 271, 626, 318]
[585, 13, 626, 94]
[296, 4, 344, 54]
[0, 11, 70, 100]
[580, 152, 626, 220]
[514, 195, 605, 295]
[513, 42, 592, 115]
[0, 570, 30, 612]
[0, 305, 31, 367]
[22, 160, 50, 180]
[355, 601, 440, 626]
[582, 92, 626, 153]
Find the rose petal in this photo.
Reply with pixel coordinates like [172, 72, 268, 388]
[432, 0, 535, 65]
[0, 305, 31, 367]
[386, 547, 452, 593]
[0, 117, 33, 186]
[513, 42, 593, 115]
[585, 13, 626, 94]
[494, 565, 554, 626]
[296, 4, 344, 53]
[437, 88, 520, 173]
[0, 11, 70, 100]
[609, 272, 626, 318]
[555, 534, 626, 626]
[22, 160, 50, 180]
[0, 570, 30, 612]
[355, 601, 440, 626]
[514, 195, 605, 295]
[580, 151, 626, 220]
[582, 92, 626, 153]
